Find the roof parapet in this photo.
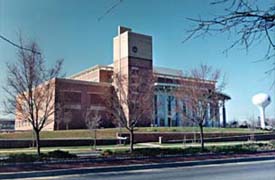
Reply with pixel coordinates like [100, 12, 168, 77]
[118, 26, 132, 35]
[69, 65, 113, 79]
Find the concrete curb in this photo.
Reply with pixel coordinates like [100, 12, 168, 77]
[0, 155, 274, 179]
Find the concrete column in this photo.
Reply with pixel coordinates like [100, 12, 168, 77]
[155, 94, 160, 127]
[164, 94, 168, 126]
[222, 100, 226, 128]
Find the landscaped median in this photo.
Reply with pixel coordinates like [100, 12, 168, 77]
[0, 142, 275, 175]
[101, 142, 275, 157]
[0, 127, 273, 179]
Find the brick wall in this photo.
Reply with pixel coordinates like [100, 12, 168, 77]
[54, 78, 115, 130]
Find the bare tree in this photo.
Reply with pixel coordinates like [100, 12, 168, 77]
[55, 103, 64, 130]
[105, 73, 154, 153]
[63, 111, 72, 130]
[55, 92, 71, 130]
[174, 64, 226, 151]
[3, 39, 63, 156]
[84, 108, 102, 150]
[55, 104, 73, 131]
[184, 0, 275, 83]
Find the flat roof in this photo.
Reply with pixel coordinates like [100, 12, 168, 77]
[68, 64, 215, 84]
[56, 78, 112, 87]
[153, 66, 183, 76]
[69, 65, 113, 79]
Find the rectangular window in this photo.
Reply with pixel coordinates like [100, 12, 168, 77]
[168, 117, 171, 127]
[90, 94, 104, 105]
[131, 67, 139, 75]
[60, 92, 81, 104]
[167, 96, 173, 115]
[182, 101, 187, 115]
[160, 118, 165, 127]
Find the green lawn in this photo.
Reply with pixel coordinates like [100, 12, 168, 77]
[155, 141, 270, 148]
[0, 127, 265, 140]
[137, 127, 264, 133]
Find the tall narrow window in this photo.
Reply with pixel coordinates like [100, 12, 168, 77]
[182, 101, 187, 116]
[167, 96, 172, 116]
[154, 95, 158, 125]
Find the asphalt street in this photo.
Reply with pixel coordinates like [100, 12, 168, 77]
[22, 160, 275, 180]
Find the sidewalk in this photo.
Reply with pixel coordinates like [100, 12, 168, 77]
[0, 152, 274, 179]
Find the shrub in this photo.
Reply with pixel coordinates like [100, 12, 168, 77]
[4, 150, 77, 163]
[46, 150, 77, 159]
[101, 149, 113, 156]
[208, 144, 255, 154]
[172, 129, 178, 132]
[103, 148, 195, 157]
[101, 143, 275, 157]
[182, 147, 207, 154]
[6, 153, 41, 163]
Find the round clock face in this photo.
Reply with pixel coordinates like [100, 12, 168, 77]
[132, 46, 138, 53]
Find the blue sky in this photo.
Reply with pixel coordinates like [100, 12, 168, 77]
[0, 0, 274, 121]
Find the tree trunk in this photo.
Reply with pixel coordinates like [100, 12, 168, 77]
[66, 123, 69, 130]
[32, 130, 35, 147]
[34, 130, 41, 156]
[56, 122, 60, 130]
[129, 128, 134, 153]
[199, 124, 205, 151]
[94, 129, 97, 150]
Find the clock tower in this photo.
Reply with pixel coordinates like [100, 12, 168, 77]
[113, 26, 153, 126]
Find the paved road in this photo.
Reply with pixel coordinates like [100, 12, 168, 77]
[23, 160, 275, 180]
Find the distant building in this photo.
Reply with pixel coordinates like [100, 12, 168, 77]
[0, 118, 15, 131]
[15, 26, 230, 131]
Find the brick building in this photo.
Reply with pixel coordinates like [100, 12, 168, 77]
[15, 26, 230, 131]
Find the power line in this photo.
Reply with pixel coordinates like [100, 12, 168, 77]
[1, 0, 124, 52]
[0, 34, 41, 54]
[97, 0, 124, 22]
